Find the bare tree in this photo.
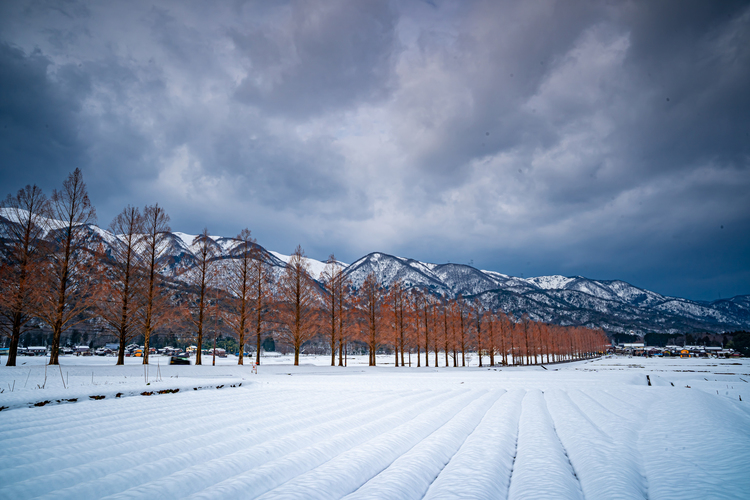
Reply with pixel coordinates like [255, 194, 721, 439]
[251, 245, 273, 365]
[36, 169, 97, 365]
[520, 314, 531, 365]
[503, 313, 515, 365]
[473, 299, 484, 367]
[420, 290, 431, 367]
[387, 280, 406, 367]
[456, 296, 467, 367]
[449, 299, 459, 367]
[411, 290, 422, 367]
[360, 272, 382, 366]
[486, 310, 496, 367]
[140, 204, 171, 365]
[337, 282, 353, 366]
[383, 285, 398, 367]
[277, 246, 319, 365]
[431, 301, 440, 367]
[440, 296, 450, 367]
[225, 228, 255, 365]
[321, 254, 347, 366]
[189, 228, 219, 366]
[0, 185, 49, 366]
[94, 206, 144, 365]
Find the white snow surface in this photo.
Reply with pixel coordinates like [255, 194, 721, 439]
[171, 232, 223, 249]
[269, 251, 344, 280]
[526, 275, 576, 290]
[1, 355, 749, 499]
[0, 207, 89, 236]
[172, 231, 198, 249]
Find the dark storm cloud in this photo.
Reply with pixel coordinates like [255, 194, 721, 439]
[376, 1, 750, 300]
[395, 0, 606, 180]
[232, 0, 398, 118]
[619, 1, 750, 168]
[0, 0, 748, 300]
[398, 0, 750, 193]
[0, 42, 89, 191]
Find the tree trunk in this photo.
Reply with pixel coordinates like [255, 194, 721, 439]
[423, 301, 429, 368]
[338, 336, 344, 366]
[255, 304, 262, 366]
[238, 314, 245, 366]
[7, 319, 21, 367]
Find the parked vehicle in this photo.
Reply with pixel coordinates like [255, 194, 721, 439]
[74, 346, 91, 356]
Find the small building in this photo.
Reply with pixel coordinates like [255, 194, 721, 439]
[619, 342, 646, 355]
[622, 343, 645, 349]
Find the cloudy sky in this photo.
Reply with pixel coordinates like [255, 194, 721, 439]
[1, 0, 749, 301]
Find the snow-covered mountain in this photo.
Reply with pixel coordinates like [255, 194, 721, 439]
[1, 212, 748, 335]
[342, 252, 750, 334]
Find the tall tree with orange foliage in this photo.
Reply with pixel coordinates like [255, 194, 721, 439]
[384, 281, 402, 366]
[411, 290, 422, 367]
[321, 254, 347, 366]
[277, 246, 320, 365]
[139, 204, 172, 365]
[0, 185, 49, 366]
[337, 283, 354, 366]
[456, 296, 468, 366]
[250, 242, 274, 365]
[484, 310, 496, 366]
[188, 228, 219, 366]
[225, 228, 255, 365]
[360, 272, 382, 366]
[93, 206, 144, 365]
[472, 299, 484, 367]
[36, 169, 97, 365]
[419, 290, 431, 367]
[438, 296, 450, 367]
[445, 298, 456, 366]
[524, 319, 533, 364]
[498, 312, 511, 365]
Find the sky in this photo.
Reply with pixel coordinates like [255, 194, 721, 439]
[1, 0, 748, 301]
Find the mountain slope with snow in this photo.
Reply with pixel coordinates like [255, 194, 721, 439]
[341, 253, 749, 334]
[0, 213, 747, 334]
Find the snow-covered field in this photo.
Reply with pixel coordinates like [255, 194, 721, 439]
[1, 355, 748, 499]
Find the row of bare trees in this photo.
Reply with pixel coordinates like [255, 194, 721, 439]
[257, 252, 608, 367]
[339, 279, 609, 367]
[1, 170, 609, 367]
[0, 170, 299, 367]
[0, 171, 190, 366]
[0, 171, 98, 366]
[91, 203, 174, 365]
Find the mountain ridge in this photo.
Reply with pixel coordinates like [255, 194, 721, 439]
[1, 211, 748, 335]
